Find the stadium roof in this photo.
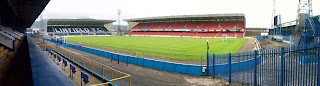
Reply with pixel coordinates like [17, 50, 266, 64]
[47, 19, 116, 25]
[124, 13, 245, 22]
[0, 0, 50, 31]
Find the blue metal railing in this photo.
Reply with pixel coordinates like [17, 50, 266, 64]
[208, 42, 320, 86]
[316, 16, 320, 33]
[307, 17, 317, 34]
[318, 16, 320, 23]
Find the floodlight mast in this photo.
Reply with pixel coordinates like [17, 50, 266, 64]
[293, 0, 313, 45]
[117, 9, 121, 35]
[40, 13, 44, 32]
[271, 0, 276, 28]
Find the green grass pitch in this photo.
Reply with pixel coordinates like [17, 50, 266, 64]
[67, 36, 247, 60]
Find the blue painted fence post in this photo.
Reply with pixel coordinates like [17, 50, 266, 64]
[318, 44, 320, 86]
[212, 53, 215, 78]
[228, 53, 231, 84]
[126, 56, 128, 66]
[280, 47, 284, 86]
[111, 54, 113, 62]
[206, 40, 209, 76]
[117, 55, 120, 64]
[254, 50, 257, 86]
[206, 50, 210, 75]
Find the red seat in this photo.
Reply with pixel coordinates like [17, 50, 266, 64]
[197, 33, 216, 37]
[172, 22, 187, 29]
[180, 32, 196, 36]
[129, 21, 245, 38]
[236, 33, 244, 38]
[185, 22, 202, 29]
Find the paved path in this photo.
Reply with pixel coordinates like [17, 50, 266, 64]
[238, 38, 255, 52]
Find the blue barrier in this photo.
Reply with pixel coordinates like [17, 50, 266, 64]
[255, 36, 265, 41]
[143, 59, 154, 68]
[163, 62, 175, 72]
[54, 42, 266, 76]
[128, 56, 137, 64]
[60, 42, 268, 76]
[64, 43, 206, 76]
[175, 64, 188, 74]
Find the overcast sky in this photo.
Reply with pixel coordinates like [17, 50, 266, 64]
[39, 0, 320, 27]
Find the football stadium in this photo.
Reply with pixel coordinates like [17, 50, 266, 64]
[0, 0, 320, 86]
[63, 14, 248, 61]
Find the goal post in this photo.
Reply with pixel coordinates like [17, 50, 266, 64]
[222, 34, 230, 41]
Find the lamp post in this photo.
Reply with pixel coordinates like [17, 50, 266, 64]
[117, 9, 121, 36]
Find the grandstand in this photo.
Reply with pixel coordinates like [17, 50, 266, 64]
[125, 14, 245, 38]
[245, 27, 268, 37]
[46, 19, 115, 36]
[268, 20, 297, 36]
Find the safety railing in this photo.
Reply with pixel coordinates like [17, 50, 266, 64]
[46, 45, 131, 86]
[208, 42, 320, 86]
[254, 39, 262, 50]
[93, 69, 131, 86]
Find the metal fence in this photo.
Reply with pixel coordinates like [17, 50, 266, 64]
[208, 42, 320, 86]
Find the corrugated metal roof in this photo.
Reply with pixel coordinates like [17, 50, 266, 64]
[0, 0, 50, 30]
[47, 19, 116, 25]
[124, 13, 245, 22]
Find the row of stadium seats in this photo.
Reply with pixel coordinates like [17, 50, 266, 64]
[0, 26, 23, 50]
[48, 27, 109, 33]
[46, 26, 111, 36]
[0, 25, 24, 63]
[68, 33, 82, 35]
[172, 22, 187, 29]
[132, 21, 245, 32]
[129, 32, 244, 38]
[245, 31, 261, 37]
